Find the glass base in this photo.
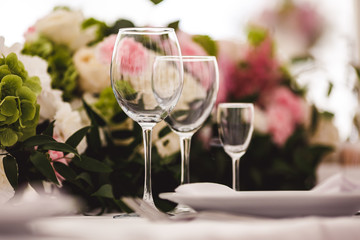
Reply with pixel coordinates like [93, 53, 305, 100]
[168, 203, 196, 215]
[113, 212, 140, 219]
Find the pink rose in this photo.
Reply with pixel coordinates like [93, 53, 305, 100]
[48, 135, 71, 184]
[264, 87, 305, 146]
[95, 34, 117, 64]
[225, 38, 281, 99]
[49, 150, 68, 183]
[266, 87, 304, 124]
[117, 37, 148, 75]
[266, 104, 295, 146]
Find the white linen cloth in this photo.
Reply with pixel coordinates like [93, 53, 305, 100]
[30, 215, 360, 240]
[2, 174, 360, 239]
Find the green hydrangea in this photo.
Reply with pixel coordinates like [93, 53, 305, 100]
[93, 87, 122, 124]
[0, 52, 41, 148]
[22, 36, 78, 101]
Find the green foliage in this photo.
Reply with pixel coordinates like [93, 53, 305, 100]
[247, 25, 268, 46]
[3, 120, 88, 195]
[3, 155, 18, 189]
[167, 20, 180, 31]
[150, 0, 163, 4]
[0, 53, 41, 148]
[93, 87, 122, 124]
[30, 151, 59, 185]
[22, 36, 78, 101]
[82, 18, 135, 45]
[192, 35, 218, 56]
[189, 126, 332, 192]
[82, 18, 109, 44]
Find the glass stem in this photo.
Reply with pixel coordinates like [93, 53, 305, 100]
[232, 157, 241, 191]
[141, 124, 155, 207]
[180, 135, 192, 185]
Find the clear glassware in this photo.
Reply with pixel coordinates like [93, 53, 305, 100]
[111, 28, 183, 208]
[217, 103, 254, 191]
[164, 56, 219, 212]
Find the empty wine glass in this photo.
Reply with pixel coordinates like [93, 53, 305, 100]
[164, 56, 219, 212]
[111, 28, 183, 208]
[217, 103, 254, 191]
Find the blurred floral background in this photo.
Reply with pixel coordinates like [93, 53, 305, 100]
[1, 0, 360, 212]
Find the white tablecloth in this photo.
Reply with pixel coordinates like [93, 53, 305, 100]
[14, 215, 358, 240]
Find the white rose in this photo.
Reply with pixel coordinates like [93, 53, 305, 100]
[0, 154, 15, 204]
[17, 54, 64, 121]
[73, 47, 110, 94]
[34, 9, 96, 50]
[54, 103, 87, 154]
[253, 106, 268, 134]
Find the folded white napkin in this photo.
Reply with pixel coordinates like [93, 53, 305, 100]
[176, 172, 360, 196]
[175, 182, 235, 196]
[312, 173, 360, 193]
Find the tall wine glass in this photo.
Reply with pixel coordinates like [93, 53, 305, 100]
[165, 56, 219, 212]
[111, 28, 183, 208]
[217, 103, 254, 191]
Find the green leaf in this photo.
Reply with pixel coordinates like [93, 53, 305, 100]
[65, 126, 90, 148]
[192, 35, 218, 56]
[327, 82, 333, 97]
[167, 20, 180, 31]
[92, 184, 114, 198]
[321, 111, 334, 119]
[0, 128, 18, 147]
[40, 142, 79, 157]
[23, 134, 56, 147]
[43, 120, 55, 136]
[158, 126, 171, 138]
[3, 155, 18, 189]
[150, 0, 163, 4]
[75, 172, 93, 187]
[107, 19, 135, 36]
[114, 81, 137, 101]
[82, 99, 106, 127]
[87, 125, 102, 154]
[72, 156, 112, 173]
[247, 25, 268, 46]
[111, 130, 133, 139]
[30, 151, 59, 185]
[53, 162, 76, 181]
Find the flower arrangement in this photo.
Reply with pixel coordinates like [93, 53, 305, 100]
[0, 4, 337, 213]
[188, 26, 336, 191]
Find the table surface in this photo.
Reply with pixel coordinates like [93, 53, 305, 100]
[2, 214, 357, 240]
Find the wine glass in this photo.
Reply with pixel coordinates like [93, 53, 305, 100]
[111, 28, 183, 208]
[217, 103, 254, 191]
[164, 56, 219, 212]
